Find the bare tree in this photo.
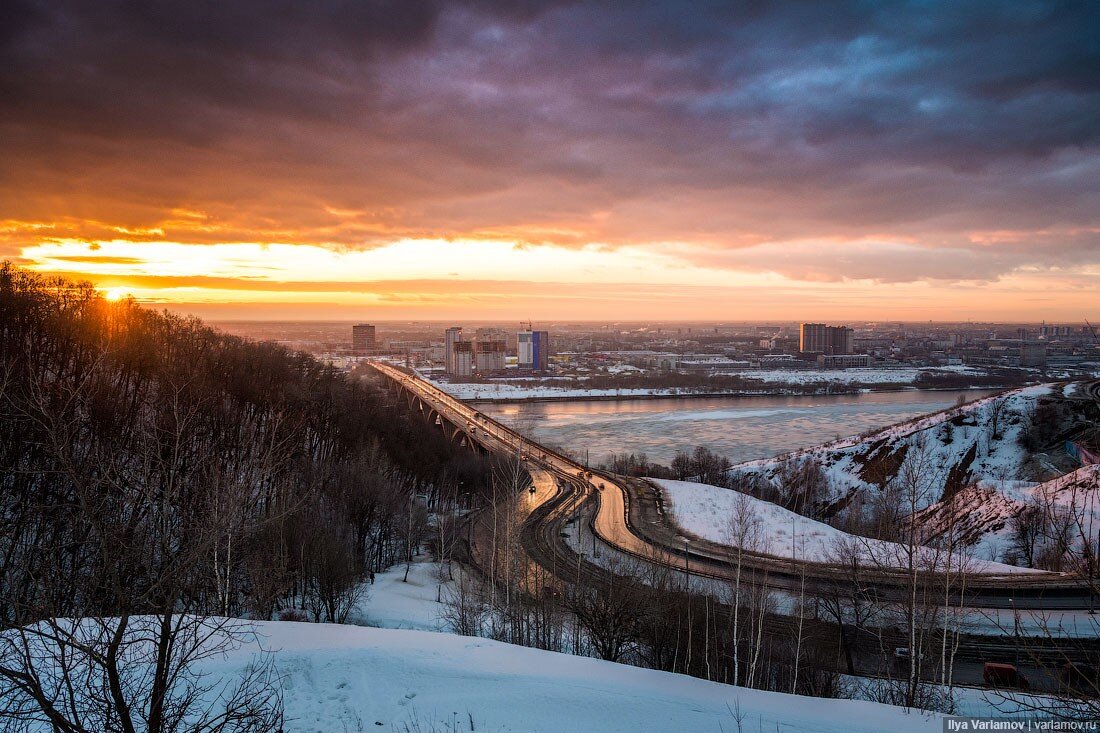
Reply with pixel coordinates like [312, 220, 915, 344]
[440, 573, 488, 638]
[723, 491, 766, 686]
[986, 471, 1100, 721]
[0, 616, 283, 733]
[566, 565, 643, 663]
[987, 397, 1011, 442]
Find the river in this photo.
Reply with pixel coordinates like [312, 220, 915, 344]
[478, 389, 991, 467]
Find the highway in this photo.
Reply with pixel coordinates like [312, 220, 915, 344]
[369, 361, 1097, 611]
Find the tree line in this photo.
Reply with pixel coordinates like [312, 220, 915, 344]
[0, 264, 502, 731]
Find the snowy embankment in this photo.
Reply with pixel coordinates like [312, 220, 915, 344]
[722, 384, 1100, 559]
[251, 562, 946, 730]
[3, 561, 1063, 731]
[432, 380, 684, 400]
[206, 621, 944, 733]
[746, 366, 969, 385]
[346, 558, 449, 631]
[653, 478, 1043, 575]
[912, 464, 1100, 565]
[731, 384, 1056, 486]
[424, 366, 988, 401]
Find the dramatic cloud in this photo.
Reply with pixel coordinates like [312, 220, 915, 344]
[1, 0, 1098, 312]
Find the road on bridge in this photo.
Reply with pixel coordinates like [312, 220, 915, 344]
[368, 361, 1095, 615]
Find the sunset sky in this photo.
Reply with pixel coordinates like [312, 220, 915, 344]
[2, 1, 1098, 320]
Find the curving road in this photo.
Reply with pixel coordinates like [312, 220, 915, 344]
[369, 361, 1095, 610]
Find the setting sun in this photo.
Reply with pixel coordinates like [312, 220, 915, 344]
[102, 287, 128, 302]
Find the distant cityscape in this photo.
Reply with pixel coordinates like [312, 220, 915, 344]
[216, 319, 1100, 382]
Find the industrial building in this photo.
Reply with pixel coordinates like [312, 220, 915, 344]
[816, 354, 872, 369]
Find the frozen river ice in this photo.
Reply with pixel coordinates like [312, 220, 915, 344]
[478, 388, 992, 466]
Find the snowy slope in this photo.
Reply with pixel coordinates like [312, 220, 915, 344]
[729, 384, 1071, 512]
[715, 382, 1099, 564]
[911, 464, 1100, 564]
[654, 478, 1043, 574]
[347, 557, 450, 631]
[202, 621, 947, 733]
[2, 559, 1060, 732]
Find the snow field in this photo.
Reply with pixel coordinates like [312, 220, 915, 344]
[205, 621, 947, 733]
[653, 479, 1043, 575]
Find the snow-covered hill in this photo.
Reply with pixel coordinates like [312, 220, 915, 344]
[911, 464, 1100, 564]
[208, 621, 945, 733]
[729, 384, 1052, 505]
[720, 382, 1099, 564]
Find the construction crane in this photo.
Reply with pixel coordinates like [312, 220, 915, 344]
[1086, 318, 1099, 345]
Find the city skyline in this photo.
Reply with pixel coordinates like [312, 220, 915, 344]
[3, 2, 1098, 320]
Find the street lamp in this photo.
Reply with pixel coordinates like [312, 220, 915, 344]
[1010, 598, 1020, 669]
[682, 538, 690, 583]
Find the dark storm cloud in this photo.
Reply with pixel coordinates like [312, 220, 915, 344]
[1, 0, 1099, 283]
[1, 0, 441, 140]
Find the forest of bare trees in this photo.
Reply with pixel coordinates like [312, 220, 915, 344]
[0, 265, 502, 731]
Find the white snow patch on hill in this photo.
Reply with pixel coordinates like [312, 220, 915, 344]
[347, 556, 450, 631]
[654, 479, 1043, 575]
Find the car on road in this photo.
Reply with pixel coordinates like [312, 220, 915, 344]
[983, 662, 1030, 690]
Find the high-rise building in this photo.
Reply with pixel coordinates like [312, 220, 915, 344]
[444, 327, 463, 374]
[799, 323, 828, 353]
[829, 326, 854, 355]
[474, 341, 505, 372]
[473, 331, 506, 373]
[352, 323, 376, 354]
[1039, 325, 1072, 338]
[800, 323, 853, 355]
[452, 340, 474, 377]
[518, 330, 549, 371]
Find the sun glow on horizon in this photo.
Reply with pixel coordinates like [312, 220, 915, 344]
[15, 236, 1100, 321]
[22, 237, 761, 289]
[102, 287, 128, 302]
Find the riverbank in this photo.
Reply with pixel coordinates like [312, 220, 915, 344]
[422, 366, 1034, 403]
[451, 383, 1015, 404]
